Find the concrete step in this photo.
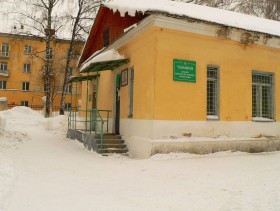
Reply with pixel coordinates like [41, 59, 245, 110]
[95, 139, 125, 145]
[94, 134, 122, 139]
[97, 143, 127, 149]
[97, 148, 128, 154]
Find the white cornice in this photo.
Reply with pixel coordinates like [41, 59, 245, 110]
[81, 14, 280, 68]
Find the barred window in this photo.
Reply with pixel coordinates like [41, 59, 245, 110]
[207, 66, 219, 117]
[252, 72, 274, 119]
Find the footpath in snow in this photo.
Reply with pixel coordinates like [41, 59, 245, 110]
[0, 107, 280, 211]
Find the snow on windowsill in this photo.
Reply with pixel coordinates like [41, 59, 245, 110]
[207, 115, 219, 120]
[252, 117, 275, 122]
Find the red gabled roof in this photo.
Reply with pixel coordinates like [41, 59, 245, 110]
[79, 6, 145, 66]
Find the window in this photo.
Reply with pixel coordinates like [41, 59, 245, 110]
[0, 62, 8, 71]
[0, 81, 6, 89]
[252, 72, 274, 120]
[207, 66, 219, 118]
[128, 67, 134, 118]
[46, 48, 53, 60]
[66, 84, 72, 93]
[103, 27, 109, 47]
[1, 43, 9, 57]
[22, 82, 30, 91]
[64, 103, 72, 110]
[20, 101, 28, 107]
[24, 45, 32, 54]
[23, 63, 31, 73]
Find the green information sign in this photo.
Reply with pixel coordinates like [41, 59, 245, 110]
[173, 59, 196, 82]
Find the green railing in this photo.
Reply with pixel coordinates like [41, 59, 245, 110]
[68, 109, 111, 148]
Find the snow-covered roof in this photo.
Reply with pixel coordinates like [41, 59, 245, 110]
[104, 0, 280, 37]
[80, 49, 126, 72]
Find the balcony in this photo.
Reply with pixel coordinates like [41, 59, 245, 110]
[0, 69, 9, 76]
[0, 51, 9, 58]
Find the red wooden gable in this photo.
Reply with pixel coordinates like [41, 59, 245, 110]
[79, 6, 146, 66]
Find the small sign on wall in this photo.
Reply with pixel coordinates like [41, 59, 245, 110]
[173, 59, 196, 82]
[121, 69, 128, 86]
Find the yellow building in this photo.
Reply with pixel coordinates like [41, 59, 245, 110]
[0, 32, 83, 110]
[72, 0, 280, 158]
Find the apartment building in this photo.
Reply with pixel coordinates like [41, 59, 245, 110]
[0, 32, 84, 110]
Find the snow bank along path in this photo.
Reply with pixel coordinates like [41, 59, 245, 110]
[1, 107, 280, 211]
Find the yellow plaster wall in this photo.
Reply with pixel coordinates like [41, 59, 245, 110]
[118, 28, 157, 120]
[153, 27, 280, 121]
[0, 34, 82, 109]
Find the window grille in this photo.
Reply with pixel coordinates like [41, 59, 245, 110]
[0, 81, 6, 89]
[24, 45, 32, 54]
[22, 82, 30, 91]
[1, 43, 9, 57]
[207, 66, 219, 116]
[252, 72, 274, 119]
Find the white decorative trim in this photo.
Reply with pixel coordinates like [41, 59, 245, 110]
[207, 115, 219, 120]
[107, 14, 280, 52]
[120, 119, 280, 140]
[252, 117, 275, 122]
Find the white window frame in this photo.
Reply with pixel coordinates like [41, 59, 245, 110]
[1, 43, 9, 57]
[207, 65, 219, 120]
[252, 71, 274, 121]
[24, 45, 32, 54]
[0, 62, 8, 71]
[23, 63, 31, 73]
[22, 81, 30, 91]
[66, 84, 72, 94]
[0, 80, 6, 89]
[64, 103, 72, 110]
[20, 101, 28, 107]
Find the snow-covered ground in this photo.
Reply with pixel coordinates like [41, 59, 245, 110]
[0, 107, 280, 211]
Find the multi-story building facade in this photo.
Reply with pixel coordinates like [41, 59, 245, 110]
[0, 32, 84, 110]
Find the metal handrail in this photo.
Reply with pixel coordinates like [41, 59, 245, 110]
[68, 109, 111, 148]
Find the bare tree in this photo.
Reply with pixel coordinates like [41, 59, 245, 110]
[59, 0, 102, 115]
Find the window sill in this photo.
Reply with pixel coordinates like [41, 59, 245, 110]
[252, 117, 275, 122]
[207, 115, 219, 120]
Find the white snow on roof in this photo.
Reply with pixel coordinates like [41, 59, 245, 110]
[105, 0, 280, 37]
[80, 49, 125, 72]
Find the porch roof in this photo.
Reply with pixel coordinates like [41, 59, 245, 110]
[67, 74, 99, 83]
[80, 58, 129, 73]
